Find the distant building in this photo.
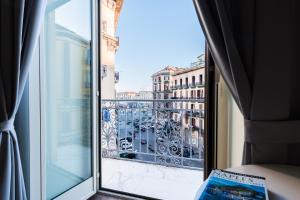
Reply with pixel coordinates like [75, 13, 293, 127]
[151, 66, 183, 100]
[136, 91, 153, 100]
[151, 55, 206, 147]
[101, 0, 123, 99]
[116, 91, 138, 100]
[116, 91, 153, 100]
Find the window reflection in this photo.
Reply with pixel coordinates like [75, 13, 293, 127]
[43, 0, 92, 199]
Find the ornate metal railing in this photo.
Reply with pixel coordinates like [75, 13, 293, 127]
[101, 99, 205, 169]
[196, 82, 205, 87]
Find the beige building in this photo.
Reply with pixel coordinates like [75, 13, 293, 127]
[152, 66, 182, 100]
[172, 57, 205, 147]
[101, 0, 123, 99]
[151, 55, 205, 147]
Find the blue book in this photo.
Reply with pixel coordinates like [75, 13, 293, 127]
[195, 169, 268, 200]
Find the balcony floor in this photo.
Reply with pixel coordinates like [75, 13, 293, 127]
[89, 192, 132, 200]
[101, 158, 203, 200]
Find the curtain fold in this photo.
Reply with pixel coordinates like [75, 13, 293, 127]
[194, 0, 300, 165]
[0, 0, 46, 199]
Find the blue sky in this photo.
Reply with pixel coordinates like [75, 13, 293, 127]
[115, 0, 205, 92]
[56, 0, 91, 39]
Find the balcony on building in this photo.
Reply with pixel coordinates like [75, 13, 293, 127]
[196, 82, 205, 87]
[189, 83, 196, 88]
[102, 32, 119, 48]
[101, 99, 204, 199]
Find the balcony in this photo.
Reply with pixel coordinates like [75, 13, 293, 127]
[177, 85, 183, 89]
[101, 99, 204, 199]
[183, 84, 189, 89]
[102, 33, 119, 48]
[163, 88, 172, 93]
[189, 83, 196, 88]
[101, 99, 204, 169]
[185, 110, 205, 118]
[101, 158, 203, 200]
[170, 85, 177, 90]
[196, 82, 205, 87]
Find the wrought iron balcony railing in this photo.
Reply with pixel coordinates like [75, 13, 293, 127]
[196, 82, 205, 87]
[177, 85, 183, 89]
[189, 83, 196, 88]
[101, 99, 204, 169]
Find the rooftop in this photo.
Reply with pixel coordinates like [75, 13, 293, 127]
[151, 55, 205, 78]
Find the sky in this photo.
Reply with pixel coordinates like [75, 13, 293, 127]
[115, 0, 205, 92]
[55, 0, 91, 40]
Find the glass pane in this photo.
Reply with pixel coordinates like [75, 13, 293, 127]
[100, 0, 205, 199]
[43, 0, 92, 199]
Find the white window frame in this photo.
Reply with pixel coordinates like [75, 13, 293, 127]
[27, 0, 99, 199]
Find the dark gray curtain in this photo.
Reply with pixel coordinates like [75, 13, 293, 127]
[0, 0, 46, 199]
[194, 0, 300, 165]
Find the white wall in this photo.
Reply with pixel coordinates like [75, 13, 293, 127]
[217, 76, 244, 169]
[228, 94, 244, 168]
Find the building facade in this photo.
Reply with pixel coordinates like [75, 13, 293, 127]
[152, 66, 182, 100]
[101, 0, 123, 99]
[151, 55, 205, 148]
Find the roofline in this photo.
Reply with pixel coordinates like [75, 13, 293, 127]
[172, 65, 205, 76]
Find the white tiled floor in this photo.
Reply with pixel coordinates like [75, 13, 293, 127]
[101, 158, 203, 200]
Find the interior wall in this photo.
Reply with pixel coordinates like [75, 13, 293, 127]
[216, 76, 229, 169]
[216, 76, 244, 169]
[228, 94, 244, 168]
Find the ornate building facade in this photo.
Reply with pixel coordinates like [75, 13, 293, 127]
[151, 55, 205, 148]
[101, 0, 123, 99]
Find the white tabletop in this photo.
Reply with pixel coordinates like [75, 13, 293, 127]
[227, 165, 300, 200]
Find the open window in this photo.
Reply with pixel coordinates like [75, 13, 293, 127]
[99, 0, 210, 199]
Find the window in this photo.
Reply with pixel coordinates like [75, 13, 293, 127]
[192, 118, 196, 126]
[100, 1, 206, 199]
[42, 0, 93, 199]
[192, 76, 196, 85]
[199, 74, 203, 84]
